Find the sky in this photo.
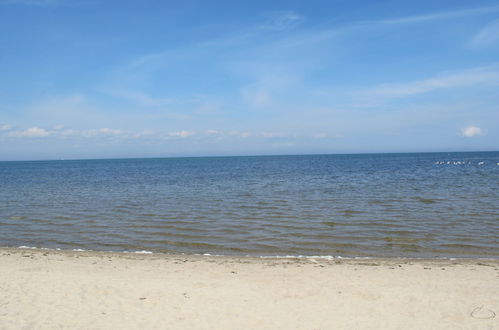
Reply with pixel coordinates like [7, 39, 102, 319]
[0, 0, 498, 160]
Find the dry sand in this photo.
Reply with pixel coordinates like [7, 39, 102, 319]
[0, 248, 498, 329]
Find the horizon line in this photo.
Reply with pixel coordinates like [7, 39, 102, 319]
[1, 149, 498, 163]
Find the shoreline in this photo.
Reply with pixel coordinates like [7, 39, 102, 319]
[3, 246, 499, 269]
[5, 245, 499, 261]
[1, 247, 498, 329]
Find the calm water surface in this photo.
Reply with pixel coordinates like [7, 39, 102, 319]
[0, 152, 498, 258]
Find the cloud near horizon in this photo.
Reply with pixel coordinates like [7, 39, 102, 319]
[461, 126, 483, 137]
[2, 126, 334, 141]
[7, 127, 51, 137]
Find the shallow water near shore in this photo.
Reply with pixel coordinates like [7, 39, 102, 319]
[1, 152, 498, 258]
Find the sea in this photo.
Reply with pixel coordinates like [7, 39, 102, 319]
[0, 151, 498, 259]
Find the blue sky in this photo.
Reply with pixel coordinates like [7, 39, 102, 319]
[0, 0, 498, 160]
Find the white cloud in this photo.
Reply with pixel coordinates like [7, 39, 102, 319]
[61, 128, 123, 138]
[0, 124, 11, 131]
[206, 130, 221, 135]
[168, 130, 194, 138]
[364, 66, 499, 99]
[7, 127, 51, 137]
[470, 19, 499, 47]
[99, 128, 122, 135]
[461, 126, 483, 137]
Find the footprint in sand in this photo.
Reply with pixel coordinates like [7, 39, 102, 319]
[470, 306, 496, 319]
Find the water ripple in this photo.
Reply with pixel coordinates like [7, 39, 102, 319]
[1, 152, 498, 258]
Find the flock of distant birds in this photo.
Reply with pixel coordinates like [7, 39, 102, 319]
[434, 161, 499, 165]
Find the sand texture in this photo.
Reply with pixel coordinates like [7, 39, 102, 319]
[0, 248, 498, 329]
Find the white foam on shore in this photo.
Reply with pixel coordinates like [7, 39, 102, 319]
[258, 255, 366, 260]
[193, 253, 223, 257]
[18, 245, 37, 249]
[5, 246, 497, 261]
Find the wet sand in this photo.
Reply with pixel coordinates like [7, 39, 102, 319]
[0, 248, 498, 329]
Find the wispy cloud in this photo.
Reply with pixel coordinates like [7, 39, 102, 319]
[99, 128, 122, 135]
[7, 127, 51, 137]
[129, 130, 155, 139]
[259, 11, 305, 31]
[241, 86, 272, 108]
[105, 90, 171, 107]
[275, 4, 499, 49]
[364, 65, 499, 99]
[379, 5, 499, 25]
[3, 122, 305, 142]
[0, 124, 11, 131]
[5, 126, 125, 139]
[237, 68, 302, 110]
[118, 4, 499, 106]
[228, 130, 252, 138]
[167, 130, 194, 138]
[313, 133, 328, 139]
[470, 19, 499, 48]
[260, 132, 285, 138]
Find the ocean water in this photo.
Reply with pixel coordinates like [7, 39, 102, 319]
[0, 152, 498, 258]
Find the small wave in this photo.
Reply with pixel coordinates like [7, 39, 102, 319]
[9, 216, 27, 221]
[342, 210, 363, 216]
[258, 255, 373, 260]
[415, 197, 437, 204]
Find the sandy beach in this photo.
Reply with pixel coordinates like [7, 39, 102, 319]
[0, 248, 497, 329]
